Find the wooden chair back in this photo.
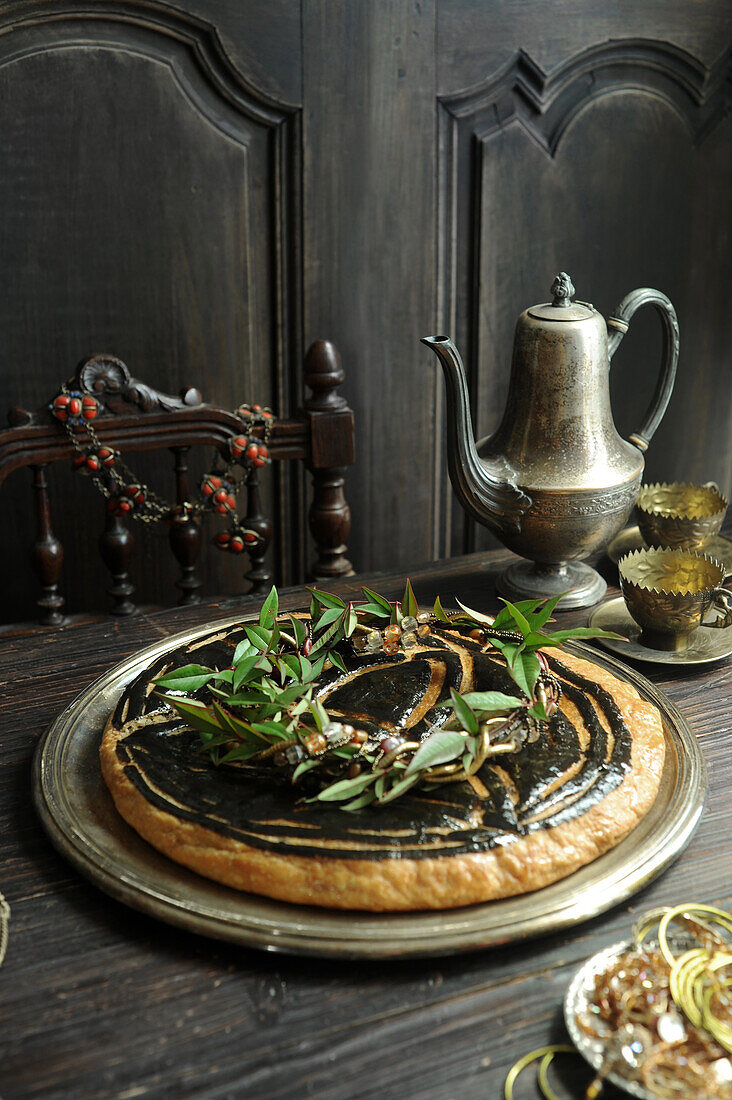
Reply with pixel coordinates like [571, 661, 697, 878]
[0, 340, 354, 625]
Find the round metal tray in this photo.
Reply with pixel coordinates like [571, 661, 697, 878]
[33, 616, 706, 958]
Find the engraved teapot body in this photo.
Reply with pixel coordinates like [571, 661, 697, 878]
[423, 273, 679, 608]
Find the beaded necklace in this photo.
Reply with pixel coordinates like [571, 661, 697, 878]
[49, 384, 274, 555]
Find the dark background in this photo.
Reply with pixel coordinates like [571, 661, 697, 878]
[1, 0, 730, 622]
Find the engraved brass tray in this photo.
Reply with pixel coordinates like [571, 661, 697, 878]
[32, 616, 705, 959]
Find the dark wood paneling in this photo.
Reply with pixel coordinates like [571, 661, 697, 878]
[435, 32, 732, 556]
[302, 0, 439, 566]
[0, 2, 301, 620]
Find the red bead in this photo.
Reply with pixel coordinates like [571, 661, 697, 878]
[229, 536, 244, 553]
[81, 396, 98, 420]
[99, 448, 115, 468]
[262, 410, 273, 418]
[252, 404, 261, 412]
[254, 457, 266, 467]
[245, 444, 258, 461]
[214, 488, 227, 503]
[68, 397, 81, 416]
[244, 531, 257, 543]
[215, 532, 230, 547]
[86, 457, 100, 472]
[258, 445, 268, 459]
[73, 455, 86, 469]
[119, 500, 131, 513]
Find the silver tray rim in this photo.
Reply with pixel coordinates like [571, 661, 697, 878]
[32, 613, 706, 959]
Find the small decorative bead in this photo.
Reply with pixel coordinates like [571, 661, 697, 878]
[303, 732, 327, 756]
[417, 623, 431, 637]
[229, 536, 244, 553]
[401, 631, 417, 648]
[273, 752, 287, 767]
[401, 615, 418, 632]
[349, 729, 368, 746]
[384, 624, 401, 643]
[417, 612, 431, 622]
[379, 735, 403, 757]
[352, 633, 368, 652]
[365, 629, 383, 652]
[81, 395, 99, 420]
[469, 628, 485, 642]
[285, 743, 305, 765]
[348, 762, 362, 779]
[383, 640, 400, 655]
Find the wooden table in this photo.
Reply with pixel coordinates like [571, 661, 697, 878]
[1, 546, 730, 1100]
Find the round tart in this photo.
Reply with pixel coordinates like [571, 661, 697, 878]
[100, 619, 665, 911]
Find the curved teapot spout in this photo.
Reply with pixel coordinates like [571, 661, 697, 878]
[422, 336, 531, 535]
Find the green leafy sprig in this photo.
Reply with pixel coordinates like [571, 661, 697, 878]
[151, 583, 621, 810]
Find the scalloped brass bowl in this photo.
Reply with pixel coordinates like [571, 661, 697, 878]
[636, 482, 727, 550]
[619, 547, 732, 651]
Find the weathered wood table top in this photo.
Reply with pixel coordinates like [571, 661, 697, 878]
[1, 545, 730, 1100]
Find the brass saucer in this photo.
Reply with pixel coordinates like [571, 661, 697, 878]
[607, 526, 732, 577]
[588, 597, 732, 666]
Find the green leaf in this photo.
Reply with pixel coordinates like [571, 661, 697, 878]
[354, 602, 390, 619]
[232, 638, 258, 664]
[298, 655, 313, 680]
[309, 697, 330, 732]
[292, 758, 321, 782]
[529, 593, 564, 632]
[376, 773, 421, 804]
[345, 606, 358, 637]
[310, 614, 345, 656]
[258, 585, 279, 628]
[289, 615, 307, 649]
[497, 598, 531, 635]
[251, 721, 291, 740]
[245, 624, 272, 651]
[455, 598, 499, 627]
[401, 578, 419, 620]
[219, 742, 266, 763]
[405, 728, 468, 777]
[433, 595, 451, 622]
[459, 691, 524, 713]
[153, 664, 214, 692]
[308, 588, 346, 611]
[316, 771, 382, 802]
[328, 649, 347, 674]
[232, 655, 261, 692]
[507, 650, 540, 699]
[157, 695, 224, 737]
[449, 688, 479, 735]
[313, 605, 344, 631]
[360, 586, 392, 614]
[341, 790, 377, 812]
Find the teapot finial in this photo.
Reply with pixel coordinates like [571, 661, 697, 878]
[551, 272, 575, 307]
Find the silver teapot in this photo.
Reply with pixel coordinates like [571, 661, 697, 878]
[423, 273, 679, 608]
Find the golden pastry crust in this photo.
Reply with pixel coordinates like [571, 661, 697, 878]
[99, 650, 665, 911]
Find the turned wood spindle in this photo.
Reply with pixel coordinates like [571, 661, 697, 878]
[243, 467, 274, 595]
[31, 464, 65, 625]
[99, 511, 135, 616]
[303, 340, 354, 580]
[169, 446, 202, 605]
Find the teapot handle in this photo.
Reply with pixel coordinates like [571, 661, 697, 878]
[607, 288, 680, 452]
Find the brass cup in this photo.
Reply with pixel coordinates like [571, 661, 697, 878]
[636, 481, 728, 550]
[618, 547, 732, 651]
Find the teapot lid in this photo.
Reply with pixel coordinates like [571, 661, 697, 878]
[527, 272, 595, 322]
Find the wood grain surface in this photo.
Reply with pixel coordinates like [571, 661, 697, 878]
[0, 540, 730, 1099]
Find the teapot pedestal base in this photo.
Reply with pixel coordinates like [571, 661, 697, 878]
[498, 560, 607, 611]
